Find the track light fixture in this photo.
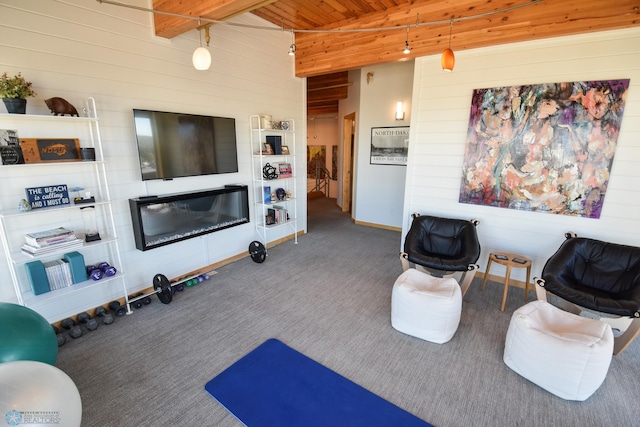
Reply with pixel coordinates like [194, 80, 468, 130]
[192, 19, 211, 71]
[97, 0, 542, 69]
[403, 26, 410, 55]
[288, 30, 296, 56]
[441, 18, 455, 72]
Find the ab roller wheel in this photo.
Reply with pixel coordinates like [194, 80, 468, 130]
[249, 241, 267, 263]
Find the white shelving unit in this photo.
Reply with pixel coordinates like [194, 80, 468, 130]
[0, 98, 129, 322]
[249, 115, 298, 247]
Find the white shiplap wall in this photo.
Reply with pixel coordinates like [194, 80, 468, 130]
[353, 61, 414, 229]
[404, 27, 640, 281]
[0, 0, 305, 315]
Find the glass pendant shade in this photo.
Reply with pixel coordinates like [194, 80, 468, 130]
[441, 48, 455, 72]
[192, 47, 211, 70]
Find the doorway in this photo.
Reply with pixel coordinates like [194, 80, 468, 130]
[341, 112, 356, 215]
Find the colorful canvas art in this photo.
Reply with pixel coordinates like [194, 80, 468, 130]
[459, 79, 629, 218]
[307, 145, 326, 178]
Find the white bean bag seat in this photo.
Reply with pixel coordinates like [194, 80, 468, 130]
[391, 268, 462, 344]
[504, 300, 613, 401]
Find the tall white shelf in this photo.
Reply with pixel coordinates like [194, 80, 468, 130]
[249, 115, 298, 247]
[0, 98, 129, 322]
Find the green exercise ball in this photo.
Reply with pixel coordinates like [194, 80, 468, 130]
[0, 302, 58, 365]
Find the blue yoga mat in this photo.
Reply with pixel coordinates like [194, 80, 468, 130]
[204, 338, 433, 427]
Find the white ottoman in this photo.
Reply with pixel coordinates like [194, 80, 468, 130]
[504, 300, 613, 401]
[391, 268, 462, 344]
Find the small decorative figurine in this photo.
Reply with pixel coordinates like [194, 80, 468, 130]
[262, 163, 278, 180]
[44, 97, 79, 116]
[17, 198, 31, 212]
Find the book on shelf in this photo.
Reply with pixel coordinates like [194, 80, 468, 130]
[265, 135, 282, 155]
[43, 259, 73, 290]
[263, 186, 272, 204]
[278, 162, 292, 178]
[25, 227, 76, 247]
[266, 208, 276, 225]
[266, 205, 289, 225]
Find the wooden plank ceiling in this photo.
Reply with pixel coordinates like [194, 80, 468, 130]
[153, 0, 640, 114]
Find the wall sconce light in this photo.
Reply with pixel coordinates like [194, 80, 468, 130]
[192, 20, 211, 71]
[441, 18, 455, 72]
[395, 101, 405, 120]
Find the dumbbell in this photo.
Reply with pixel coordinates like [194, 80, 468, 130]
[61, 318, 82, 339]
[129, 293, 144, 309]
[136, 292, 152, 305]
[98, 262, 117, 277]
[77, 311, 99, 331]
[52, 325, 66, 347]
[87, 265, 103, 281]
[95, 306, 114, 325]
[108, 300, 127, 317]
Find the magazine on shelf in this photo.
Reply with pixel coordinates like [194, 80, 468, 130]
[21, 238, 84, 257]
[25, 227, 76, 247]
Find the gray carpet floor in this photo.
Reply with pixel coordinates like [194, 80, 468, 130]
[56, 197, 640, 426]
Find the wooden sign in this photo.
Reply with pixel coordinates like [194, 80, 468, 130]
[19, 138, 81, 163]
[25, 184, 70, 209]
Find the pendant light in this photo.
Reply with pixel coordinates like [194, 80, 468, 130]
[403, 26, 410, 55]
[288, 30, 296, 56]
[441, 18, 455, 72]
[192, 19, 211, 71]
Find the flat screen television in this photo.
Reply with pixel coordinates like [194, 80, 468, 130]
[132, 109, 239, 180]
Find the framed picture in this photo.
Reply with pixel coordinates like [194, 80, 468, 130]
[19, 138, 81, 163]
[370, 127, 409, 165]
[281, 145, 290, 155]
[263, 143, 273, 155]
[307, 145, 326, 178]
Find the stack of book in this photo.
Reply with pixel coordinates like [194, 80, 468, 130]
[21, 227, 83, 257]
[43, 259, 74, 290]
[266, 205, 289, 225]
[278, 162, 292, 178]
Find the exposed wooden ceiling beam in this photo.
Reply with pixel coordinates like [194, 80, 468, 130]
[152, 0, 277, 39]
[308, 100, 339, 116]
[149, 0, 640, 78]
[292, 0, 640, 77]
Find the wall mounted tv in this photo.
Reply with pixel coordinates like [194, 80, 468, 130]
[132, 109, 239, 181]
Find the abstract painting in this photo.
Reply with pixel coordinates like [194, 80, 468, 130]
[307, 145, 326, 178]
[332, 145, 338, 180]
[459, 79, 629, 218]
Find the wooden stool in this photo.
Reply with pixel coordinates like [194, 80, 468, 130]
[481, 252, 531, 311]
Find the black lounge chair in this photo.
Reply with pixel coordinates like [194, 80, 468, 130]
[400, 213, 481, 296]
[534, 232, 640, 355]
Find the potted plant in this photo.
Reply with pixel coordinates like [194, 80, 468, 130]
[0, 72, 37, 114]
